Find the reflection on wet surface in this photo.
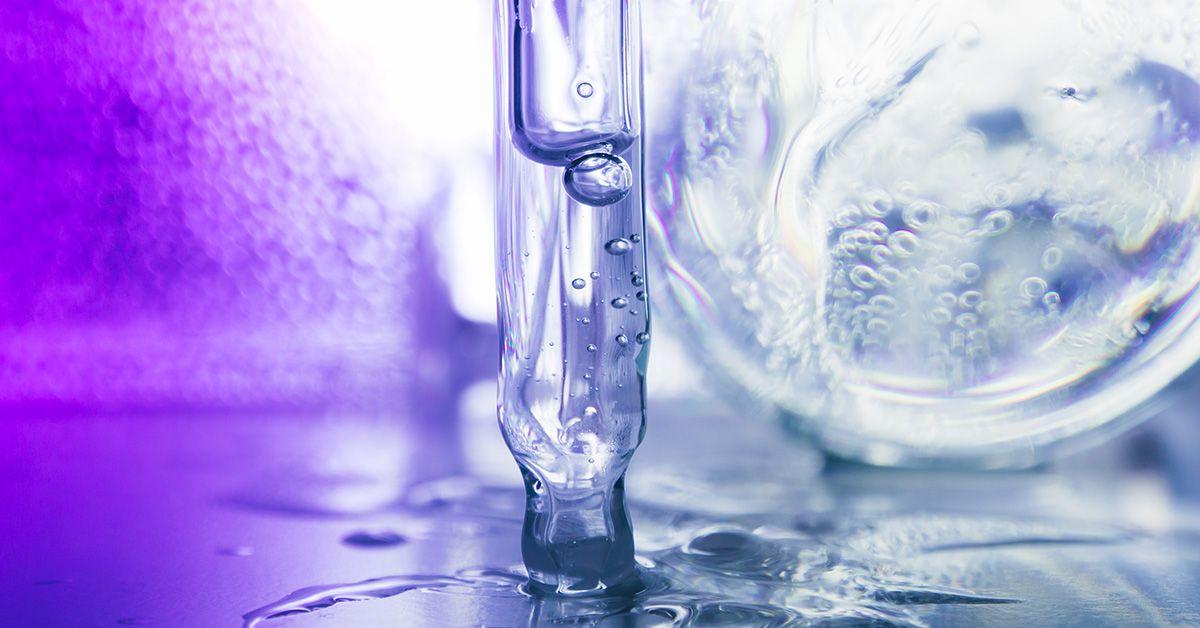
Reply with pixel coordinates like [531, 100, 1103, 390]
[243, 486, 1050, 627]
[2, 395, 1199, 626]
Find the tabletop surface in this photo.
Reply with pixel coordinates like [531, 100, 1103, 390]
[2, 386, 1198, 627]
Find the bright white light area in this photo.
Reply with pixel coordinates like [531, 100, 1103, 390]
[299, 0, 493, 148]
[300, 0, 498, 323]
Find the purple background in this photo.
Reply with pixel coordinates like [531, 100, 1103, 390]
[0, 0, 496, 409]
[0, 2, 1198, 626]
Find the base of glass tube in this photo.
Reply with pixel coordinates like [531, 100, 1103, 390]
[518, 466, 638, 596]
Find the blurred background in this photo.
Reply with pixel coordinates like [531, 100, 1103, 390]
[0, 1, 1198, 626]
[0, 0, 702, 410]
[0, 0, 503, 409]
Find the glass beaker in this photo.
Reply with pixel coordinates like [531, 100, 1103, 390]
[641, 0, 1200, 467]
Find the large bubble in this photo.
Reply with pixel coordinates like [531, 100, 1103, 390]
[564, 153, 634, 206]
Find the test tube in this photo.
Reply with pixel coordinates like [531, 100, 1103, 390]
[494, 0, 648, 595]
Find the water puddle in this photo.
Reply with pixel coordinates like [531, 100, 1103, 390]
[241, 535, 1015, 627]
[340, 530, 408, 548]
[242, 479, 1135, 626]
[242, 569, 526, 627]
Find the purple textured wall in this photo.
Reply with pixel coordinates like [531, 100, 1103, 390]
[0, 1, 495, 409]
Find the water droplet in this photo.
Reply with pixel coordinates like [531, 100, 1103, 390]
[833, 205, 864, 229]
[576, 81, 594, 98]
[611, 297, 629, 309]
[631, 272, 645, 287]
[959, 291, 984, 309]
[863, 190, 893, 217]
[615, 334, 630, 346]
[957, 263, 981, 283]
[863, 221, 889, 240]
[888, 231, 920, 257]
[902, 202, 940, 229]
[930, 308, 953, 324]
[630, 233, 642, 243]
[981, 209, 1014, 235]
[605, 238, 632, 255]
[586, 344, 597, 352]
[342, 531, 408, 548]
[1043, 291, 1062, 307]
[635, 332, 650, 344]
[869, 294, 898, 313]
[590, 271, 601, 279]
[866, 318, 891, 334]
[581, 317, 591, 325]
[636, 291, 646, 301]
[571, 278, 586, 289]
[1020, 276, 1048, 299]
[1041, 246, 1063, 270]
[563, 153, 633, 206]
[986, 185, 1013, 207]
[849, 265, 878, 290]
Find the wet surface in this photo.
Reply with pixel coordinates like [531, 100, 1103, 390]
[2, 392, 1199, 626]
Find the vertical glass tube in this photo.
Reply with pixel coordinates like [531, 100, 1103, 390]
[494, 0, 648, 596]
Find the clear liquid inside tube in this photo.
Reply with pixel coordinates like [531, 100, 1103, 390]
[495, 0, 648, 596]
[509, 0, 640, 166]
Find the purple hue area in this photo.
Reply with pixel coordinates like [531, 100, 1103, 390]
[1, 395, 1199, 626]
[0, 1, 490, 408]
[1, 2, 1197, 626]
